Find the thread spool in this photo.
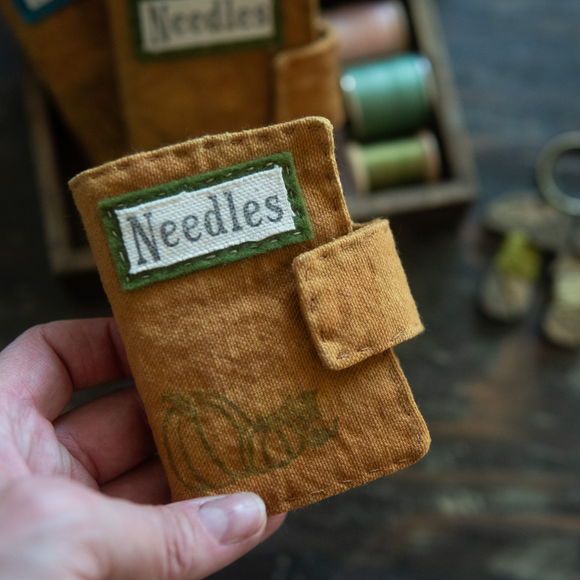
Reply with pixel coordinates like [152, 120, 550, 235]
[323, 1, 410, 62]
[346, 131, 441, 195]
[341, 54, 436, 141]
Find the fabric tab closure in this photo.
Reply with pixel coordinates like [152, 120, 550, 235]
[292, 219, 423, 371]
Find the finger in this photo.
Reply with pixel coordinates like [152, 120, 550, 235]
[103, 458, 287, 529]
[0, 318, 131, 420]
[102, 457, 287, 531]
[0, 478, 274, 580]
[54, 387, 155, 485]
[101, 456, 171, 505]
[263, 512, 287, 539]
[100, 491, 273, 579]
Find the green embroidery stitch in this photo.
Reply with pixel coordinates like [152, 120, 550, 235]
[127, 0, 283, 63]
[162, 390, 338, 493]
[99, 152, 313, 291]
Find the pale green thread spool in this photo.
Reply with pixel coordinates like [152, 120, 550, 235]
[495, 231, 541, 281]
[341, 54, 436, 141]
[346, 131, 441, 194]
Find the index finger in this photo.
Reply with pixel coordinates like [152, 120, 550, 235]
[0, 318, 132, 420]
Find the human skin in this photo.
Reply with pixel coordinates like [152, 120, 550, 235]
[0, 318, 286, 580]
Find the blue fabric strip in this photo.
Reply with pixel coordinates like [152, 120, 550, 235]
[11, 0, 76, 24]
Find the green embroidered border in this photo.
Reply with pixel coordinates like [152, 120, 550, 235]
[127, 0, 283, 63]
[99, 152, 313, 292]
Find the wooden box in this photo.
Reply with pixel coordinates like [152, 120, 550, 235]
[24, 71, 96, 274]
[24, 0, 476, 275]
[339, 0, 478, 221]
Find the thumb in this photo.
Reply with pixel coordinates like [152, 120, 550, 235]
[104, 492, 272, 580]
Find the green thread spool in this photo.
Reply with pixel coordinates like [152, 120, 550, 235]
[341, 54, 436, 141]
[495, 231, 541, 281]
[346, 131, 441, 194]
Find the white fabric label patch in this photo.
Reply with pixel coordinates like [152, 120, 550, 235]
[136, 0, 278, 56]
[99, 153, 313, 291]
[117, 167, 295, 274]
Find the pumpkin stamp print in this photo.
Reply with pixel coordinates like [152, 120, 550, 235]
[162, 390, 339, 493]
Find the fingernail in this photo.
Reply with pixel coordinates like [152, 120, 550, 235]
[199, 493, 266, 545]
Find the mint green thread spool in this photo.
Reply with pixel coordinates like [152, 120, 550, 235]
[341, 54, 435, 141]
[347, 131, 441, 194]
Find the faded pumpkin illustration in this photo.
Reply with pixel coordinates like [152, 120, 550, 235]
[163, 390, 338, 493]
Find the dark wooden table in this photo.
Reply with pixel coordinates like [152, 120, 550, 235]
[2, 1, 580, 578]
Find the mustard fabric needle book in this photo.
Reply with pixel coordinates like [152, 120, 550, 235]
[69, 117, 430, 514]
[105, 0, 344, 152]
[0, 0, 126, 165]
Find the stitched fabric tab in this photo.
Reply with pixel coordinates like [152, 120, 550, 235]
[293, 219, 424, 371]
[129, 0, 282, 61]
[100, 152, 313, 291]
[11, 0, 75, 22]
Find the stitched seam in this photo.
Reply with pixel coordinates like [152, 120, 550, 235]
[280, 460, 417, 505]
[76, 121, 306, 185]
[332, 324, 422, 364]
[303, 222, 392, 362]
